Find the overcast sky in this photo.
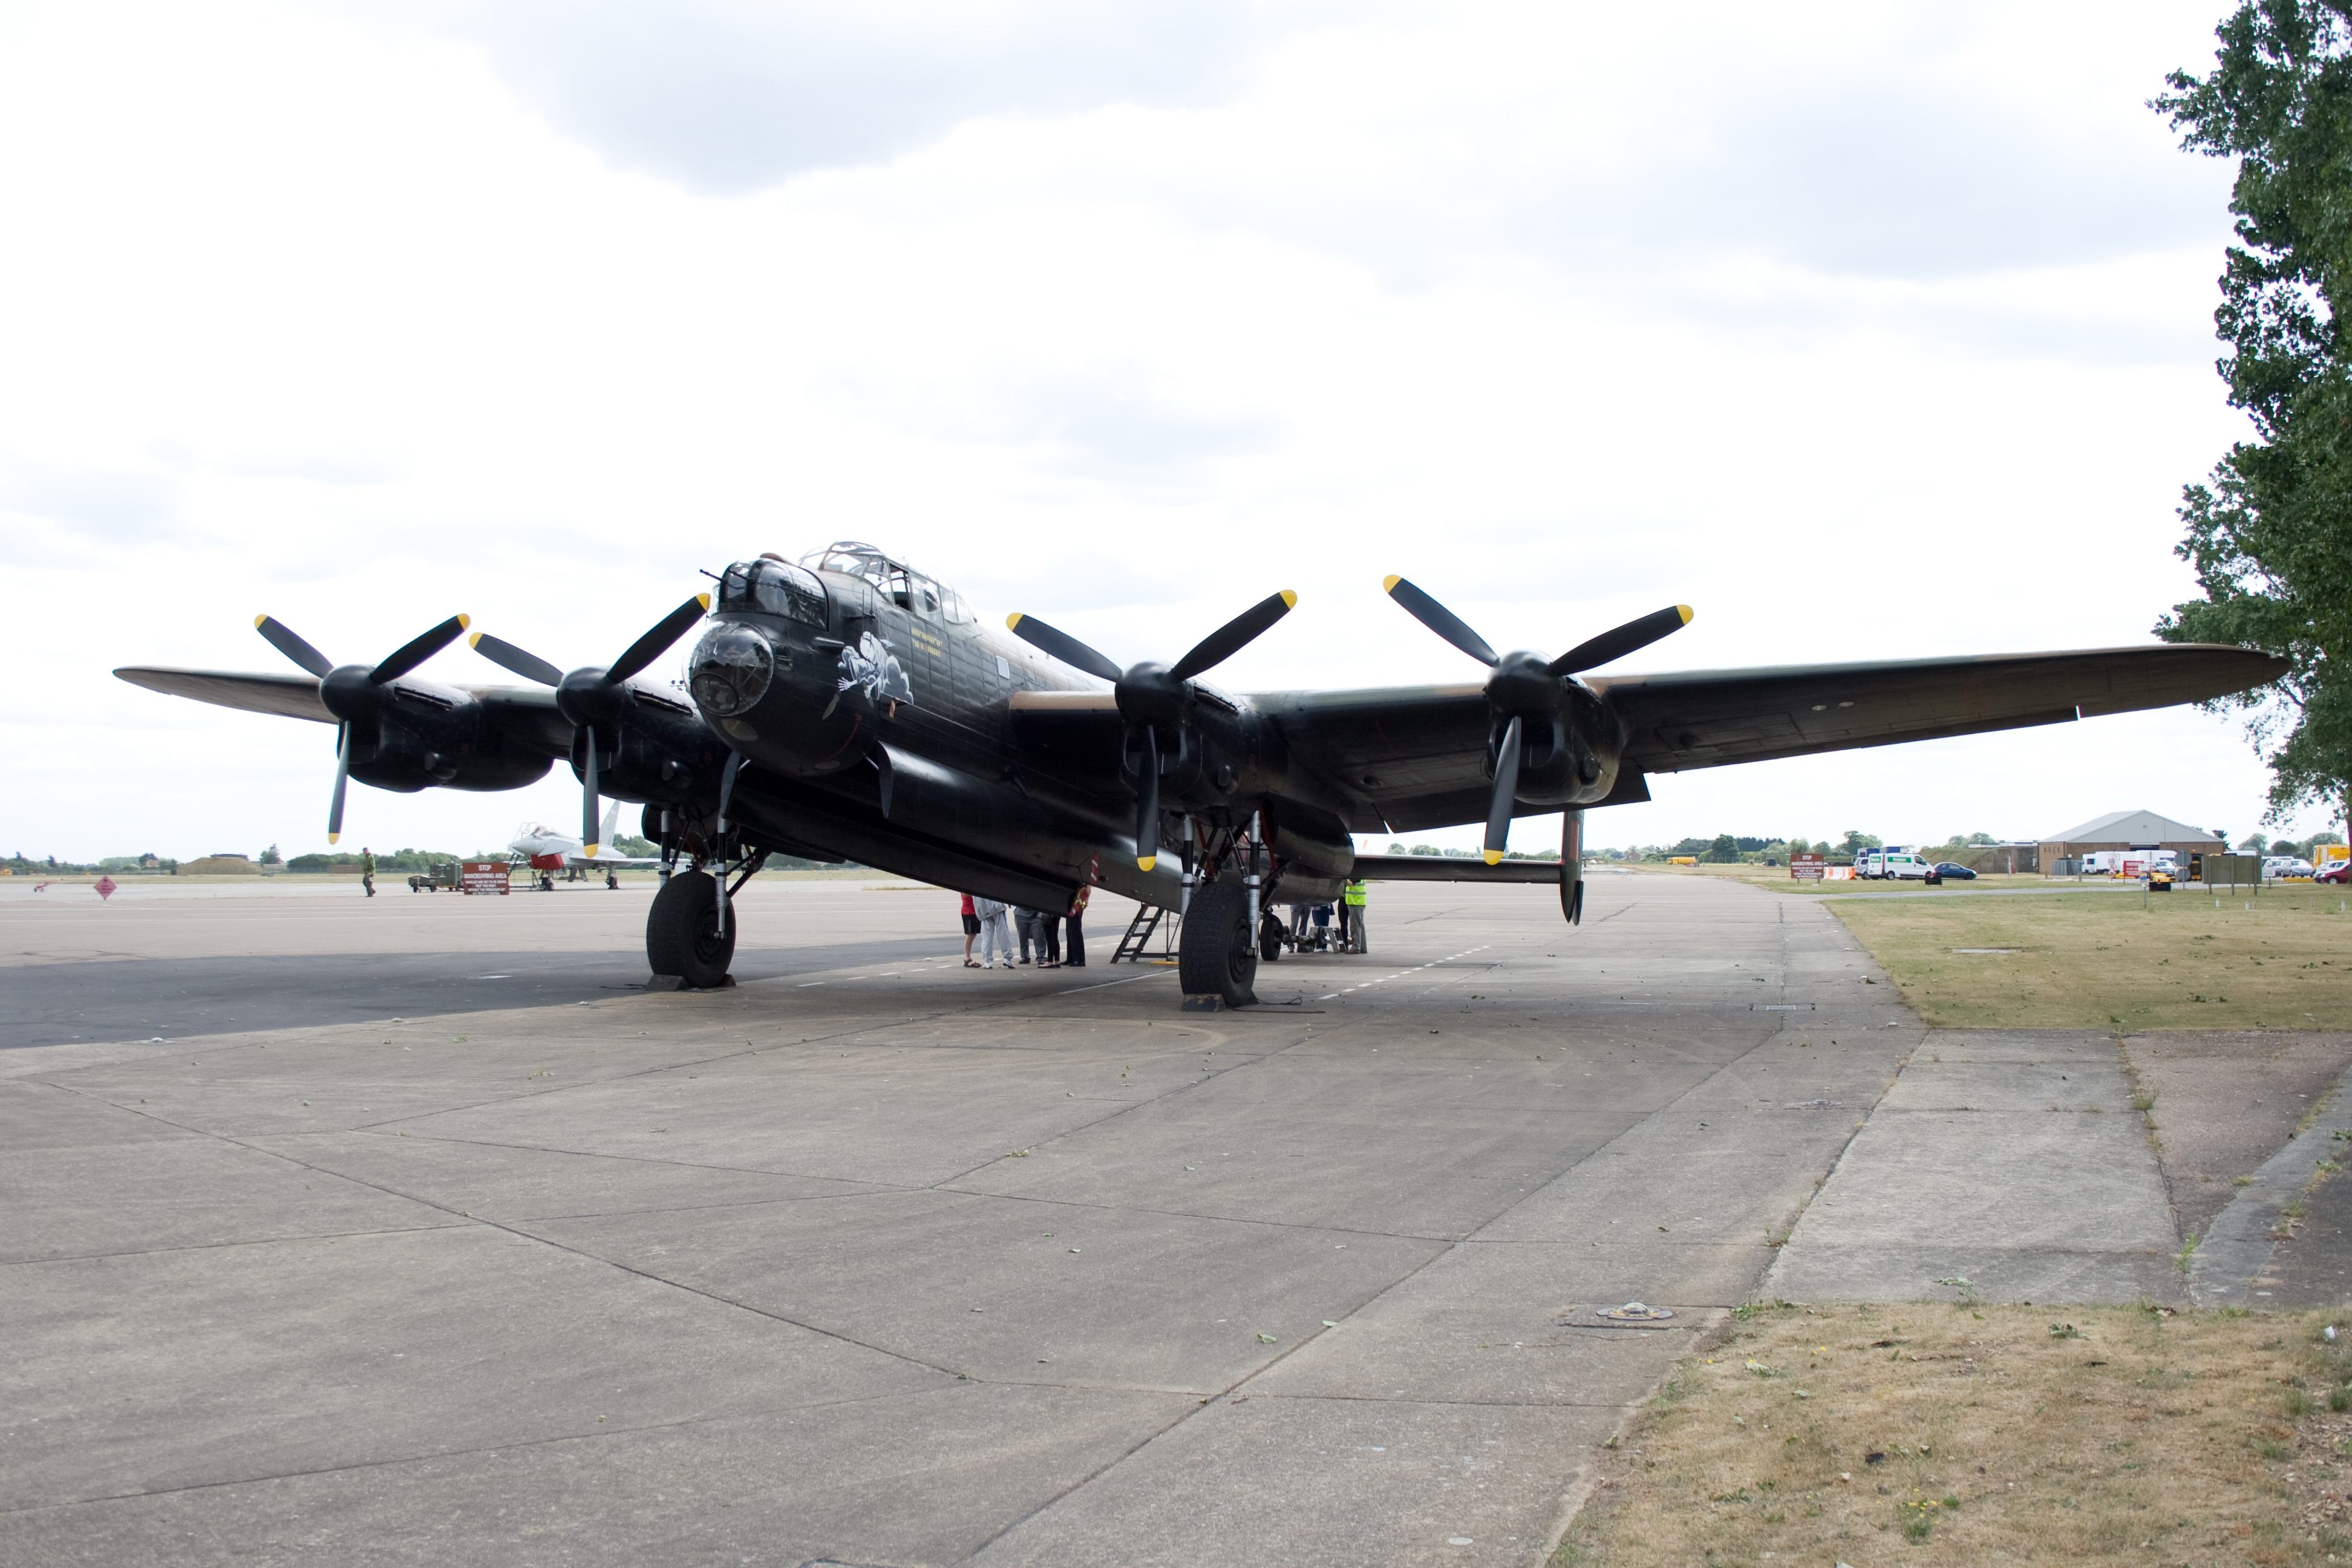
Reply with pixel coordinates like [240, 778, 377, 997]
[0, 0, 2318, 862]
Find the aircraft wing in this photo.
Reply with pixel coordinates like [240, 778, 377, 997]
[112, 667, 573, 753]
[1259, 643, 2285, 834]
[1589, 643, 2287, 773]
[114, 667, 335, 724]
[561, 851, 663, 868]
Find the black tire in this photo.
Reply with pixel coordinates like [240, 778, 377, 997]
[1178, 877, 1256, 1007]
[647, 869, 736, 988]
[1258, 913, 1284, 962]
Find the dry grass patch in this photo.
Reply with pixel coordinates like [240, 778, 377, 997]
[1827, 886, 2352, 1031]
[1558, 1301, 2352, 1568]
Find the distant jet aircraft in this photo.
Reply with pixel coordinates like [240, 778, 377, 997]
[512, 802, 661, 885]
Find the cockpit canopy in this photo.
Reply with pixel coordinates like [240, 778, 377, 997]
[715, 557, 828, 626]
[800, 540, 976, 624]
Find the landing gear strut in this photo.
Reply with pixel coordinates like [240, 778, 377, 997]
[1178, 876, 1257, 1008]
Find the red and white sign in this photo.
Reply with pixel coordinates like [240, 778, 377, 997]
[462, 861, 512, 895]
[1789, 854, 1825, 881]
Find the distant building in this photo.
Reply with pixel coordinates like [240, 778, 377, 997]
[181, 852, 261, 875]
[2039, 809, 2223, 875]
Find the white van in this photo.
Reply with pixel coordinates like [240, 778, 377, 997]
[1863, 851, 1930, 881]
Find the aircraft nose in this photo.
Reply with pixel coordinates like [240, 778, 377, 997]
[688, 622, 776, 719]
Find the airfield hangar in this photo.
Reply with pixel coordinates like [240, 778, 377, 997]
[2038, 808, 2224, 874]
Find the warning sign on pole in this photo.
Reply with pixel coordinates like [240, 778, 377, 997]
[462, 861, 512, 895]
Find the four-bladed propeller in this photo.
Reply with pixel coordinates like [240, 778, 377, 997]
[1382, 575, 1693, 863]
[468, 594, 712, 856]
[1006, 591, 1297, 870]
[253, 613, 472, 842]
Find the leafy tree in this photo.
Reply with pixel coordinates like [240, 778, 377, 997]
[1700, 834, 1741, 863]
[259, 844, 281, 866]
[1839, 830, 1883, 857]
[2155, 2, 2352, 832]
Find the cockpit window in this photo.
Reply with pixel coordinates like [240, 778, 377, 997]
[803, 540, 972, 626]
[805, 541, 893, 593]
[718, 558, 826, 626]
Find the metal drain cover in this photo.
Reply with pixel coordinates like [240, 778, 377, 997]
[1596, 1301, 1675, 1322]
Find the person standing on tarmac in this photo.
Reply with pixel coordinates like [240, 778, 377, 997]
[360, 846, 376, 898]
[1064, 883, 1089, 967]
[960, 892, 981, 967]
[1343, 877, 1367, 952]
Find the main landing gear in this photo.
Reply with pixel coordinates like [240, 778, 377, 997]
[1178, 877, 1258, 1009]
[647, 869, 736, 988]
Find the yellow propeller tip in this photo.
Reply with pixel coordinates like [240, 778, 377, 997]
[1677, 604, 1694, 624]
[466, 631, 483, 648]
[1137, 855, 1157, 873]
[1483, 849, 1503, 866]
[1006, 612, 1024, 631]
[327, 833, 340, 845]
[253, 613, 269, 629]
[1279, 589, 1297, 609]
[696, 592, 712, 612]
[1382, 574, 1402, 593]
[584, 845, 598, 858]
[456, 613, 471, 630]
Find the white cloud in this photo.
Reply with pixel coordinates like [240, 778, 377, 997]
[355, 0, 1310, 192]
[0, 0, 2326, 863]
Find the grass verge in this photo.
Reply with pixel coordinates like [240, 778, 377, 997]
[1823, 885, 2352, 1031]
[1558, 1301, 2352, 1567]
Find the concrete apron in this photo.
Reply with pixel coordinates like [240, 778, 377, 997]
[2186, 1058, 2352, 1307]
[2, 877, 1921, 1568]
[1763, 1031, 2185, 1307]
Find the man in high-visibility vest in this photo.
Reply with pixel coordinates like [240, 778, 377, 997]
[1342, 877, 1367, 953]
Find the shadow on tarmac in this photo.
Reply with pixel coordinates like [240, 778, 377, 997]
[3, 935, 956, 1050]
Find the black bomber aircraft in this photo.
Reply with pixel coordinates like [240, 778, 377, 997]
[116, 540, 2285, 1008]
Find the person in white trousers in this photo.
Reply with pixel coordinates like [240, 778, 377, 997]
[972, 897, 1018, 969]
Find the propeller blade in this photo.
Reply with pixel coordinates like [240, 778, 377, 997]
[371, 615, 471, 684]
[467, 631, 563, 687]
[582, 725, 600, 857]
[1169, 590, 1297, 683]
[1483, 714, 1523, 865]
[255, 615, 333, 678]
[326, 722, 351, 843]
[610, 593, 713, 684]
[1004, 613, 1122, 684]
[1135, 727, 1161, 872]
[1547, 605, 1693, 678]
[1382, 577, 1497, 667]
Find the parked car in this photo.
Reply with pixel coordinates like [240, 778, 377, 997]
[1931, 861, 1978, 880]
[2319, 860, 2350, 885]
[2265, 856, 2316, 880]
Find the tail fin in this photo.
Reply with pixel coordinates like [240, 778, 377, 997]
[601, 798, 622, 848]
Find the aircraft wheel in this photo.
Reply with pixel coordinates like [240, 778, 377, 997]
[1178, 877, 1256, 1007]
[647, 869, 735, 988]
[1258, 912, 1284, 962]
